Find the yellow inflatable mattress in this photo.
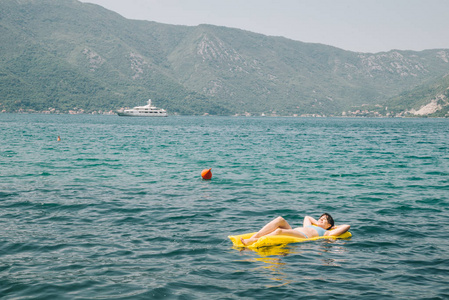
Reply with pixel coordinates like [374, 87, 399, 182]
[229, 230, 352, 249]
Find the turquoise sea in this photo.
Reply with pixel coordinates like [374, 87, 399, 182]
[1, 114, 448, 299]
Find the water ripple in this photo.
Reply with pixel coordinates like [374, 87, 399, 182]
[0, 115, 448, 299]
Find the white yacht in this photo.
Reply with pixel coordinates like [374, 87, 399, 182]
[117, 99, 167, 117]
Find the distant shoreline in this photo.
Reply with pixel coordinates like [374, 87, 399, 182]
[1, 111, 447, 119]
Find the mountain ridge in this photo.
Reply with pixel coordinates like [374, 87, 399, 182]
[1, 0, 449, 116]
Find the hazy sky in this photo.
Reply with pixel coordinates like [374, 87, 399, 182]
[79, 0, 449, 53]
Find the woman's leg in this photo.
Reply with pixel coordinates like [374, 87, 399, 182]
[265, 228, 308, 238]
[241, 216, 292, 246]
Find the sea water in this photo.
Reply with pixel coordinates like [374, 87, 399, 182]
[0, 114, 448, 299]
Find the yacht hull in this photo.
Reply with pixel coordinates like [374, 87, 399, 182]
[117, 112, 167, 117]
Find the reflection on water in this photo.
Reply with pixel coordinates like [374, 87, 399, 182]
[252, 257, 293, 287]
[233, 245, 296, 257]
[234, 239, 351, 287]
[234, 247, 294, 287]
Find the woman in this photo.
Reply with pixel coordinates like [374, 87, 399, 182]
[240, 213, 350, 246]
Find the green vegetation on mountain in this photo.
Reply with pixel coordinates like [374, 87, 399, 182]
[386, 73, 449, 117]
[1, 0, 449, 116]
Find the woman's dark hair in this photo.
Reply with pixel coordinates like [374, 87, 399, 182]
[321, 213, 334, 229]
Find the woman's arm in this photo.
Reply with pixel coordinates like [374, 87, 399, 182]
[303, 216, 318, 227]
[324, 224, 350, 236]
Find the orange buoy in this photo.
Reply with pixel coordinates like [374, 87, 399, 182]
[57, 136, 61, 142]
[201, 168, 212, 180]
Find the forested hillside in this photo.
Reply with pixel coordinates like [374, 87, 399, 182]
[1, 0, 449, 116]
[388, 74, 449, 117]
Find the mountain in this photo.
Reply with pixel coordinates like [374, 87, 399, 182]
[387, 72, 449, 117]
[1, 0, 449, 116]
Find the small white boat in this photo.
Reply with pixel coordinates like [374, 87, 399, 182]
[117, 99, 167, 117]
